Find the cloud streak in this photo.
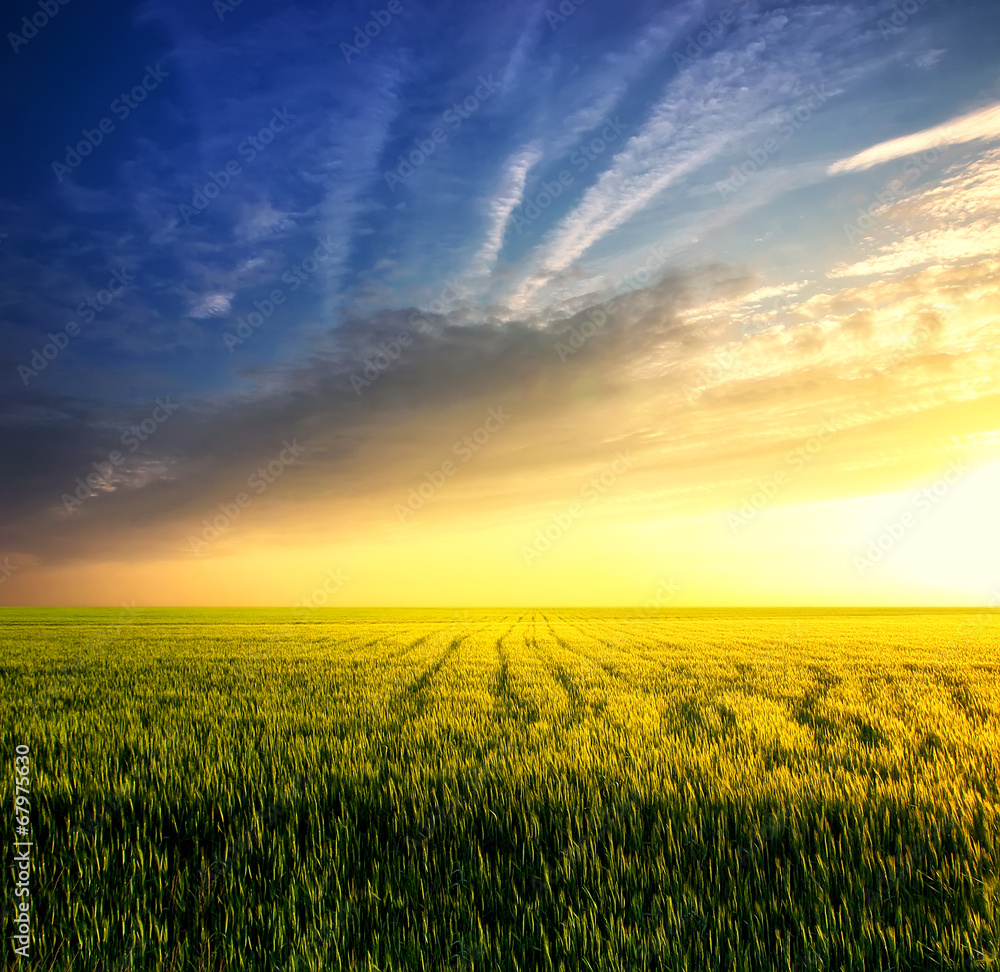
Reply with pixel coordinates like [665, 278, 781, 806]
[828, 101, 1000, 175]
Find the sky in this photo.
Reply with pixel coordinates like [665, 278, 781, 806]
[1, 0, 999, 607]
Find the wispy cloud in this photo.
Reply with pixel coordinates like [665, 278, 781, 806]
[187, 293, 234, 319]
[830, 149, 1000, 277]
[468, 146, 542, 277]
[828, 101, 1000, 175]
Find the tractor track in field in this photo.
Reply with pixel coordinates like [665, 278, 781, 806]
[541, 613, 627, 685]
[389, 630, 473, 711]
[491, 615, 538, 724]
[548, 613, 681, 687]
[529, 618, 588, 725]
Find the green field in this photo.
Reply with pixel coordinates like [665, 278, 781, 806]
[2, 609, 999, 971]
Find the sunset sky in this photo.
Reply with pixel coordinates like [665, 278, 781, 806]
[1, 0, 999, 606]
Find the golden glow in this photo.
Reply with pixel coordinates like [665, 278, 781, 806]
[4, 150, 1000, 607]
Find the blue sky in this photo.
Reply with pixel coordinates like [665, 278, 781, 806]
[2, 0, 1000, 604]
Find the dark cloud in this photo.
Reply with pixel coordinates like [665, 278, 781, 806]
[0, 268, 700, 565]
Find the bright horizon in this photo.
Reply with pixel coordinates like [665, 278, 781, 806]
[2, 1, 999, 608]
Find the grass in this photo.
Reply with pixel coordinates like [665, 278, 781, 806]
[1, 608, 998, 971]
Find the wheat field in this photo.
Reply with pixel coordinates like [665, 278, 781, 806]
[2, 608, 998, 971]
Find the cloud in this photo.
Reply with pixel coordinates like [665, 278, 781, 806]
[914, 49, 946, 70]
[468, 146, 542, 277]
[503, 2, 874, 314]
[187, 293, 234, 319]
[828, 101, 1000, 175]
[235, 200, 297, 242]
[6, 236, 999, 574]
[830, 149, 1000, 278]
